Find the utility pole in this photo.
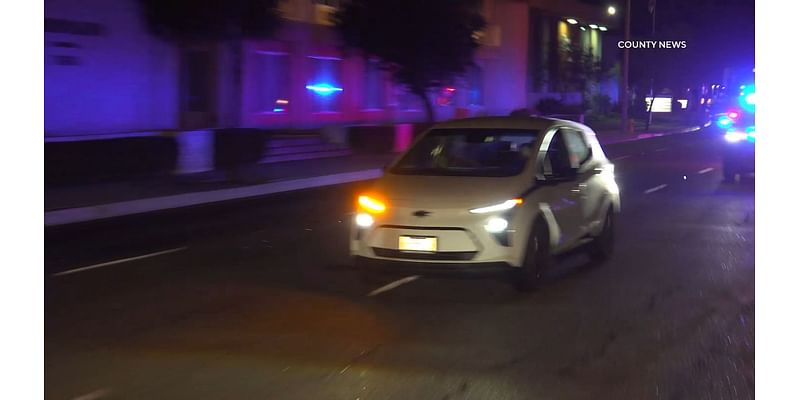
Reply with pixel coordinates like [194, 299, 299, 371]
[645, 0, 657, 131]
[620, 0, 631, 135]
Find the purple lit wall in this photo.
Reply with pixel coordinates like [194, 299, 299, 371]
[478, 1, 529, 115]
[45, 0, 538, 136]
[45, 0, 178, 136]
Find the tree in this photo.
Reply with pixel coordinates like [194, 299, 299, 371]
[556, 42, 615, 114]
[334, 0, 485, 122]
[138, 0, 281, 41]
[560, 43, 602, 93]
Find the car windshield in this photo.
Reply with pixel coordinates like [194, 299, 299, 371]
[390, 128, 539, 177]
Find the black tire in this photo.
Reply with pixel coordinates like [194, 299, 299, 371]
[513, 220, 551, 292]
[588, 210, 614, 263]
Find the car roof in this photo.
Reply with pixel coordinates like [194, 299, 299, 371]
[431, 116, 583, 131]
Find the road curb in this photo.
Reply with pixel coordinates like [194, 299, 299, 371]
[598, 125, 702, 145]
[45, 168, 383, 227]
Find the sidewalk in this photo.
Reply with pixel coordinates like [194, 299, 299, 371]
[45, 153, 394, 226]
[45, 126, 702, 227]
[596, 125, 704, 145]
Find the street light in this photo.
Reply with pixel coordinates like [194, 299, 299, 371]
[599, 26, 608, 31]
[589, 24, 598, 29]
[621, 0, 631, 135]
[566, 18, 578, 25]
[607, 6, 617, 15]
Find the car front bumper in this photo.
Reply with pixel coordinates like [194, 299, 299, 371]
[350, 217, 528, 269]
[352, 256, 512, 277]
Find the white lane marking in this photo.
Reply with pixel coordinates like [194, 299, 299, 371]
[611, 155, 631, 161]
[697, 167, 715, 174]
[655, 147, 670, 152]
[72, 388, 112, 400]
[368, 275, 420, 297]
[644, 184, 668, 194]
[52, 247, 187, 277]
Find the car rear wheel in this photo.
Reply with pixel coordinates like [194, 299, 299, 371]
[513, 220, 551, 292]
[588, 209, 614, 263]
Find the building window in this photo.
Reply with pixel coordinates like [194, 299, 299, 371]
[307, 57, 343, 112]
[398, 88, 423, 111]
[590, 29, 601, 61]
[184, 50, 213, 112]
[256, 52, 290, 113]
[581, 28, 592, 56]
[364, 58, 385, 110]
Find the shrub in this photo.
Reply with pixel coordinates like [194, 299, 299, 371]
[536, 98, 565, 115]
[45, 136, 177, 185]
[348, 125, 395, 154]
[213, 128, 269, 168]
[589, 93, 613, 115]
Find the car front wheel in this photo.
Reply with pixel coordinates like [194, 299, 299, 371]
[513, 220, 551, 292]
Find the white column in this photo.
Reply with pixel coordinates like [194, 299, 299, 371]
[322, 125, 348, 146]
[174, 130, 215, 174]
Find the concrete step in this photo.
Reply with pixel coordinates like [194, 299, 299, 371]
[267, 136, 324, 148]
[260, 148, 353, 164]
[264, 142, 345, 156]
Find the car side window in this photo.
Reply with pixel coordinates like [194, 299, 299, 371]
[562, 129, 592, 168]
[542, 131, 573, 178]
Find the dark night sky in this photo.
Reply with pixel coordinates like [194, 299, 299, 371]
[582, 0, 755, 89]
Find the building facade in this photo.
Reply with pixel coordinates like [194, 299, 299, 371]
[527, 0, 619, 108]
[44, 0, 615, 138]
[45, 0, 179, 136]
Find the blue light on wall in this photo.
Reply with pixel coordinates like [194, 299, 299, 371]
[272, 99, 289, 113]
[308, 57, 343, 112]
[306, 83, 343, 95]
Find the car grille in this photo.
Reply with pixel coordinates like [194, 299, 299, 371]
[371, 248, 478, 261]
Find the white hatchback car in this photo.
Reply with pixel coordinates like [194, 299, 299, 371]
[350, 117, 620, 290]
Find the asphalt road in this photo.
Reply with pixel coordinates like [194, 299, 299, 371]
[45, 129, 755, 400]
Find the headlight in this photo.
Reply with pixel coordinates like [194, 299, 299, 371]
[484, 217, 509, 233]
[357, 195, 387, 214]
[725, 129, 748, 143]
[469, 198, 523, 214]
[716, 116, 733, 128]
[355, 213, 374, 228]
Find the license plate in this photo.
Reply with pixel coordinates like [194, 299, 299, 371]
[398, 236, 438, 252]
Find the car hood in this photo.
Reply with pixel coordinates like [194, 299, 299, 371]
[371, 173, 529, 210]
